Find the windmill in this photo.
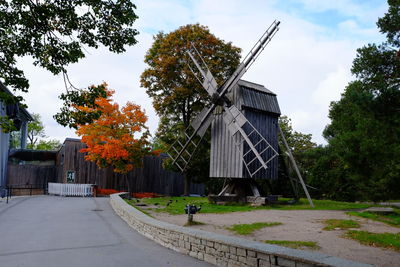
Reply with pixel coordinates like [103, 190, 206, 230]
[167, 21, 314, 206]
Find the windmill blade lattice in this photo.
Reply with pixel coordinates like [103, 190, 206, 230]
[223, 105, 279, 177]
[167, 126, 205, 172]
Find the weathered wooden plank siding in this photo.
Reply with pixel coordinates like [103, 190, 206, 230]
[55, 139, 204, 196]
[210, 114, 243, 178]
[242, 109, 279, 179]
[7, 164, 56, 187]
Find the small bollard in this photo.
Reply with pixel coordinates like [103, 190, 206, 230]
[184, 204, 201, 223]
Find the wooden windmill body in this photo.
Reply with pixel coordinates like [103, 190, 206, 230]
[210, 80, 280, 180]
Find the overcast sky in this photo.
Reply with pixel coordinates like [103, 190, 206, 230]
[17, 0, 388, 145]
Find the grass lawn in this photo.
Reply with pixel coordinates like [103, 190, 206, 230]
[226, 222, 282, 235]
[126, 197, 374, 215]
[265, 240, 320, 250]
[323, 219, 361, 231]
[346, 230, 400, 251]
[347, 209, 400, 228]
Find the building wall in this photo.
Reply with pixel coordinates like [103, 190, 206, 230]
[0, 100, 10, 188]
[210, 113, 243, 178]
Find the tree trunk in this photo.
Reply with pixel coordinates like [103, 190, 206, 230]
[124, 174, 132, 199]
[183, 171, 191, 196]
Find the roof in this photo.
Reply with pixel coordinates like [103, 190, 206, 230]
[237, 80, 275, 95]
[63, 138, 82, 143]
[9, 149, 57, 161]
[0, 81, 33, 121]
[231, 80, 281, 115]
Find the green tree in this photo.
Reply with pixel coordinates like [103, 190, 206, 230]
[323, 0, 400, 201]
[140, 24, 241, 195]
[0, 0, 138, 102]
[54, 83, 108, 129]
[35, 139, 61, 151]
[10, 113, 61, 150]
[279, 115, 316, 156]
[27, 113, 46, 148]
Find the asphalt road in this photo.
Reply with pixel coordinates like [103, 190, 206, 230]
[0, 196, 213, 267]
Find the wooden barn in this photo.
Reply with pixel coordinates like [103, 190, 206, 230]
[55, 138, 204, 195]
[7, 138, 205, 196]
[0, 81, 33, 189]
[210, 80, 280, 180]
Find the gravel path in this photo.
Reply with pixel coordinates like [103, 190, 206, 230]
[151, 209, 400, 267]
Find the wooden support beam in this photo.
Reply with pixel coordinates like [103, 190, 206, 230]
[278, 126, 314, 207]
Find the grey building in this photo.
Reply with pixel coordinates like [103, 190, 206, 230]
[0, 82, 33, 189]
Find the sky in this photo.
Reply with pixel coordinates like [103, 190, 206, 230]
[17, 0, 388, 145]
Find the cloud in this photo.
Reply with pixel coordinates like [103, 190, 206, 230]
[292, 0, 388, 23]
[312, 66, 351, 109]
[13, 0, 387, 146]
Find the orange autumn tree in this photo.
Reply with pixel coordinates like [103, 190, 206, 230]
[76, 84, 156, 178]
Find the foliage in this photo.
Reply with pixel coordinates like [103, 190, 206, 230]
[226, 222, 282, 235]
[279, 116, 316, 155]
[96, 188, 120, 196]
[313, 1, 400, 201]
[264, 240, 320, 250]
[27, 113, 46, 148]
[347, 209, 400, 227]
[0, 0, 138, 101]
[140, 24, 241, 194]
[299, 145, 358, 201]
[141, 24, 240, 126]
[0, 116, 16, 133]
[131, 196, 374, 215]
[75, 84, 154, 174]
[323, 219, 360, 231]
[9, 113, 60, 150]
[54, 84, 108, 129]
[34, 139, 61, 150]
[346, 230, 400, 251]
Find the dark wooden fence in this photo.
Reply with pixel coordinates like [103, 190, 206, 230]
[7, 164, 56, 195]
[8, 156, 204, 196]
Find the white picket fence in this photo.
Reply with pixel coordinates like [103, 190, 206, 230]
[48, 183, 93, 197]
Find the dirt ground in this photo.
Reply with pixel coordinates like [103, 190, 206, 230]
[145, 208, 400, 267]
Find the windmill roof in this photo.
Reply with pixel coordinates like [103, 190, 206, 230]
[235, 80, 281, 115]
[237, 80, 275, 95]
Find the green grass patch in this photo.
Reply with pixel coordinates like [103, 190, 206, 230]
[346, 231, 400, 251]
[347, 209, 400, 228]
[265, 240, 320, 250]
[128, 197, 374, 215]
[124, 199, 155, 218]
[323, 219, 360, 230]
[226, 222, 282, 235]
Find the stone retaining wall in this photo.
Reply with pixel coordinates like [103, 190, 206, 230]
[110, 193, 372, 267]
